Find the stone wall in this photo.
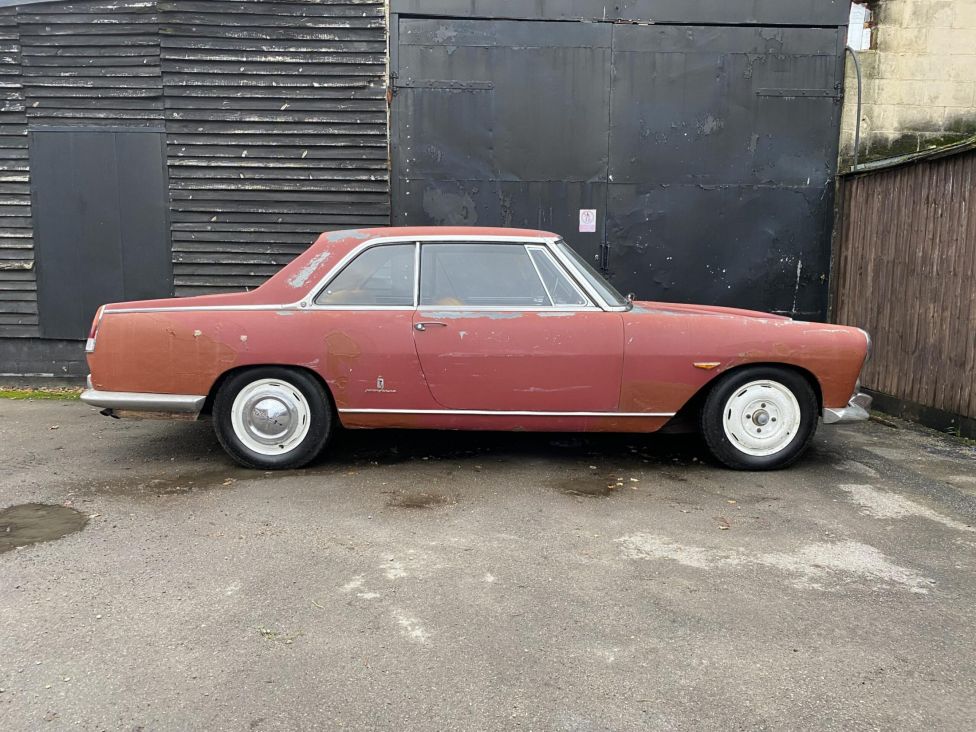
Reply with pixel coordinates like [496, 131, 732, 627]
[840, 0, 976, 166]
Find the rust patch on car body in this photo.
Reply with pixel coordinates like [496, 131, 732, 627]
[287, 251, 331, 289]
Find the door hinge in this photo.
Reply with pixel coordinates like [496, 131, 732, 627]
[393, 78, 494, 91]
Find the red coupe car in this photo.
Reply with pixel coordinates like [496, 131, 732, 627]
[81, 227, 871, 470]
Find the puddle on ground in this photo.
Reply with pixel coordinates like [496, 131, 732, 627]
[385, 490, 457, 509]
[0, 503, 88, 553]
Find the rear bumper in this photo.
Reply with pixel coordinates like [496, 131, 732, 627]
[822, 392, 872, 425]
[81, 377, 205, 417]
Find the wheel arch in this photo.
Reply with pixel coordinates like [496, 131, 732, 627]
[663, 361, 823, 432]
[200, 363, 335, 417]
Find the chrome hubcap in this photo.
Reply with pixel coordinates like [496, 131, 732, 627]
[248, 397, 294, 442]
[722, 380, 801, 457]
[231, 379, 311, 456]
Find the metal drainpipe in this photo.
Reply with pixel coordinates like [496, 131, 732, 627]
[845, 46, 863, 171]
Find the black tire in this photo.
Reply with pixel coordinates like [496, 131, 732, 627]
[213, 367, 333, 470]
[699, 366, 818, 470]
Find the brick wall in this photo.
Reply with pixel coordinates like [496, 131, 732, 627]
[840, 0, 976, 165]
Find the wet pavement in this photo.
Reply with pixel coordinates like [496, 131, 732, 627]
[0, 399, 974, 730]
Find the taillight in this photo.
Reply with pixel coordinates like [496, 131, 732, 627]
[86, 306, 104, 353]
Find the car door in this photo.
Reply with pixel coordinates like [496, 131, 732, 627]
[412, 241, 624, 412]
[310, 241, 432, 410]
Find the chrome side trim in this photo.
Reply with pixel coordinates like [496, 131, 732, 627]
[81, 389, 206, 414]
[338, 408, 675, 418]
[822, 392, 872, 424]
[105, 303, 297, 314]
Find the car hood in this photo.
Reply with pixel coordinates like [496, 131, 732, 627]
[631, 301, 793, 321]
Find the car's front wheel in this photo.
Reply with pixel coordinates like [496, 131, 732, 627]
[700, 366, 818, 470]
[213, 367, 333, 469]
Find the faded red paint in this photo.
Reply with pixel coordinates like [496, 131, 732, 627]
[87, 226, 869, 432]
[412, 309, 623, 411]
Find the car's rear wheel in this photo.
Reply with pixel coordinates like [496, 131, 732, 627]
[213, 367, 333, 470]
[700, 366, 818, 470]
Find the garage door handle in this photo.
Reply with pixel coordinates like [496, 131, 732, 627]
[415, 322, 448, 331]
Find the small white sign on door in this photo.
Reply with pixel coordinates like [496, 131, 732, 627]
[579, 208, 597, 233]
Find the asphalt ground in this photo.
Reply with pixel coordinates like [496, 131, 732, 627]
[1, 399, 975, 731]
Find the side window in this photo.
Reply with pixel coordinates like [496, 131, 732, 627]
[527, 247, 590, 306]
[420, 244, 549, 307]
[315, 244, 415, 306]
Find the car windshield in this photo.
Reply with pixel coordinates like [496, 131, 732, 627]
[555, 240, 631, 309]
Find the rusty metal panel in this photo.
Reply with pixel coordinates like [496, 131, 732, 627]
[390, 0, 850, 26]
[606, 24, 844, 317]
[393, 17, 612, 265]
[834, 150, 976, 422]
[393, 16, 845, 317]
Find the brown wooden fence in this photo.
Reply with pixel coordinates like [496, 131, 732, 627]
[833, 145, 976, 432]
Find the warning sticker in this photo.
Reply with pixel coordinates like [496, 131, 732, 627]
[579, 209, 597, 233]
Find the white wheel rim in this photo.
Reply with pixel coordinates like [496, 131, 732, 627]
[230, 378, 311, 456]
[722, 380, 802, 457]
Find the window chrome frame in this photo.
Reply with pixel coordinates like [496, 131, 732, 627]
[546, 238, 631, 312]
[310, 240, 420, 310]
[303, 234, 614, 313]
[415, 239, 589, 310]
[525, 244, 591, 308]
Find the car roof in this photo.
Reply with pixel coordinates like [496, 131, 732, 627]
[349, 226, 558, 239]
[262, 226, 561, 303]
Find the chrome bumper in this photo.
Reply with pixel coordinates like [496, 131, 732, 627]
[81, 381, 206, 416]
[823, 392, 872, 425]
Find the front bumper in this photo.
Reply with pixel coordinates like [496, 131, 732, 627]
[822, 392, 872, 424]
[81, 377, 206, 417]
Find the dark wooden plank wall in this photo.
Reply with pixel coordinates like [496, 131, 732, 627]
[19, 0, 163, 126]
[834, 150, 976, 421]
[0, 0, 389, 332]
[0, 8, 34, 337]
[160, 0, 388, 295]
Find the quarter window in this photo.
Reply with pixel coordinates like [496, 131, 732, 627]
[315, 244, 415, 306]
[528, 247, 589, 306]
[420, 244, 549, 307]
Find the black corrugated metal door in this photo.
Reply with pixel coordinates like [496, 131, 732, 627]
[392, 18, 844, 318]
[606, 25, 843, 317]
[392, 18, 611, 267]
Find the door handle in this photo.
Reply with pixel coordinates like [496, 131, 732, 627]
[414, 321, 448, 331]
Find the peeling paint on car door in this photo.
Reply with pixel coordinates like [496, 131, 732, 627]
[412, 309, 624, 411]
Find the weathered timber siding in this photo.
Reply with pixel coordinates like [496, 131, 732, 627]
[19, 0, 163, 126]
[0, 0, 389, 335]
[0, 8, 34, 337]
[160, 0, 389, 295]
[834, 149, 976, 422]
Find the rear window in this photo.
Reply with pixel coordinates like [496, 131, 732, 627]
[316, 244, 415, 306]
